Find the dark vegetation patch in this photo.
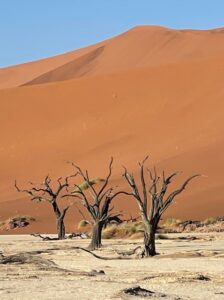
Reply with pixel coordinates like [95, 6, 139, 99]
[120, 286, 182, 299]
[0, 215, 35, 230]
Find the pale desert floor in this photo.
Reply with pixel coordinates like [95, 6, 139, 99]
[0, 233, 224, 300]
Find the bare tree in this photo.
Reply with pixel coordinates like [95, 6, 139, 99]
[123, 157, 199, 257]
[15, 175, 74, 240]
[69, 158, 130, 250]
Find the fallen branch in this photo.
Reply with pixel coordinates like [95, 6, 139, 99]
[122, 286, 155, 297]
[120, 286, 182, 299]
[72, 247, 133, 260]
[0, 252, 100, 277]
[66, 232, 88, 239]
[115, 246, 141, 256]
[31, 232, 88, 240]
[31, 233, 58, 241]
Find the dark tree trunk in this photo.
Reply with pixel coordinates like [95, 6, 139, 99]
[88, 221, 103, 250]
[143, 223, 157, 257]
[57, 217, 65, 240]
[52, 201, 66, 240]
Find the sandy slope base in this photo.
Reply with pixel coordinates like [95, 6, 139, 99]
[1, 26, 224, 229]
[0, 233, 224, 299]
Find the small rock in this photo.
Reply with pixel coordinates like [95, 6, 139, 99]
[123, 286, 154, 297]
[194, 274, 210, 281]
[90, 269, 105, 275]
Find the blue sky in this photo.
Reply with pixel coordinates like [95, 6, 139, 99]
[1, 0, 224, 67]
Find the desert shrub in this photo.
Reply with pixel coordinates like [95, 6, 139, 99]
[203, 217, 218, 225]
[0, 215, 35, 230]
[78, 219, 89, 229]
[73, 177, 104, 192]
[134, 221, 144, 232]
[102, 225, 117, 239]
[102, 222, 144, 239]
[129, 232, 144, 239]
[9, 215, 35, 222]
[117, 223, 137, 237]
[163, 218, 182, 227]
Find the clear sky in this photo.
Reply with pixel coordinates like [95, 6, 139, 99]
[1, 0, 224, 67]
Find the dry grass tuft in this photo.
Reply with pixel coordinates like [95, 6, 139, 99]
[78, 219, 89, 230]
[0, 215, 35, 230]
[9, 215, 35, 222]
[102, 222, 145, 239]
[203, 217, 218, 225]
[162, 218, 182, 227]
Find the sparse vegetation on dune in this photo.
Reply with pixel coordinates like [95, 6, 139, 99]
[14, 156, 224, 256]
[72, 176, 105, 192]
[160, 216, 224, 233]
[99, 217, 224, 239]
[102, 222, 143, 239]
[77, 219, 89, 230]
[102, 225, 118, 239]
[123, 157, 199, 256]
[68, 158, 130, 250]
[162, 218, 182, 227]
[0, 215, 36, 230]
[203, 217, 218, 225]
[1, 20, 224, 299]
[9, 215, 35, 222]
[15, 175, 76, 240]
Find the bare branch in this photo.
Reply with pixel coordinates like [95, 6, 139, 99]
[110, 190, 133, 202]
[15, 174, 77, 240]
[74, 204, 88, 221]
[98, 157, 114, 197]
[122, 157, 200, 257]
[60, 205, 71, 220]
[123, 167, 146, 220]
[69, 162, 99, 198]
[139, 157, 148, 210]
[159, 174, 200, 215]
[123, 168, 142, 202]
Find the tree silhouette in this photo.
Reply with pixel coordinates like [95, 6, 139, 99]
[123, 157, 199, 257]
[15, 175, 75, 239]
[69, 158, 130, 250]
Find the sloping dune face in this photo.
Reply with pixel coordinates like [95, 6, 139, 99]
[23, 46, 105, 86]
[0, 26, 224, 233]
[0, 40, 107, 89]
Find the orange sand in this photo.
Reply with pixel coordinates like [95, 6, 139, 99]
[0, 26, 224, 233]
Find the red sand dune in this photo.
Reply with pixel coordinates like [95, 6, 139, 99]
[0, 26, 224, 233]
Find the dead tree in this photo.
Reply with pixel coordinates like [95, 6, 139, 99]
[69, 158, 130, 250]
[15, 175, 74, 240]
[123, 157, 199, 257]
